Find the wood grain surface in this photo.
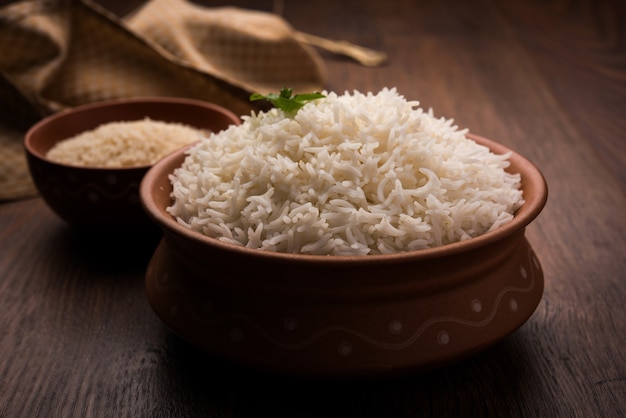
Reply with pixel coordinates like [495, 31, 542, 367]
[1, 0, 624, 417]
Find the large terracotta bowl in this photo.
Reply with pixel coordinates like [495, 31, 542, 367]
[25, 97, 240, 232]
[140, 134, 548, 377]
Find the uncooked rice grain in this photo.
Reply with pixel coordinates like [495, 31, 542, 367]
[167, 88, 524, 255]
[47, 118, 205, 168]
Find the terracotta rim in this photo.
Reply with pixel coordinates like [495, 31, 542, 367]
[140, 133, 548, 265]
[24, 96, 241, 171]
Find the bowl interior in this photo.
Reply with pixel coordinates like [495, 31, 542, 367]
[25, 97, 241, 231]
[25, 97, 241, 163]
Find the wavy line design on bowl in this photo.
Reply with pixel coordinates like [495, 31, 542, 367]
[148, 243, 539, 354]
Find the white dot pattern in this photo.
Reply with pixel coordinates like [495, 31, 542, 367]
[437, 330, 450, 345]
[471, 299, 482, 312]
[284, 317, 297, 331]
[150, 247, 541, 364]
[389, 320, 403, 334]
[338, 341, 352, 356]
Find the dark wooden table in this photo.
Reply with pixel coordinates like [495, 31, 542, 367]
[2, 0, 625, 416]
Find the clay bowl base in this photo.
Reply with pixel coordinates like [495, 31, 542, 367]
[145, 238, 544, 378]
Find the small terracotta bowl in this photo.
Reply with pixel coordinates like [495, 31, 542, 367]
[24, 97, 240, 232]
[140, 134, 548, 377]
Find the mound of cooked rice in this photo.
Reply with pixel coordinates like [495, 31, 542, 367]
[167, 88, 524, 255]
[47, 118, 204, 168]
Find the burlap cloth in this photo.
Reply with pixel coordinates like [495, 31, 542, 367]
[0, 0, 331, 200]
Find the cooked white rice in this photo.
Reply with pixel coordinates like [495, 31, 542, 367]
[46, 118, 204, 168]
[167, 88, 524, 255]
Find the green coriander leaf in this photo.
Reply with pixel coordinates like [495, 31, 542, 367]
[293, 92, 326, 102]
[279, 87, 293, 98]
[274, 97, 304, 113]
[249, 93, 268, 101]
[250, 88, 326, 115]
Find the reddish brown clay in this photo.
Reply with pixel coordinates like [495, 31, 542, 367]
[140, 134, 548, 377]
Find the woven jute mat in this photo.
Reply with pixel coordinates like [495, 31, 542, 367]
[0, 0, 332, 200]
